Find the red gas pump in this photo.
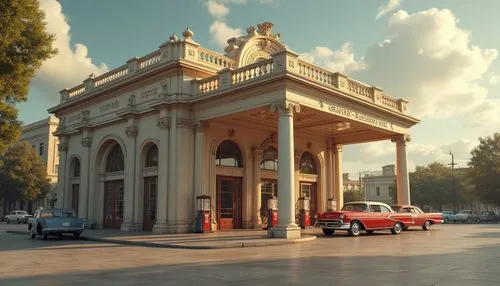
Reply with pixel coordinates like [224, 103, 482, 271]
[194, 195, 211, 233]
[298, 197, 311, 229]
[264, 196, 278, 230]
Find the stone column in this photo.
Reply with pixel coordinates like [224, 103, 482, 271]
[251, 148, 263, 228]
[56, 137, 68, 208]
[270, 99, 301, 239]
[166, 108, 178, 233]
[121, 123, 138, 231]
[333, 144, 344, 211]
[79, 135, 92, 220]
[393, 135, 411, 205]
[326, 139, 335, 201]
[153, 113, 170, 233]
[194, 121, 208, 200]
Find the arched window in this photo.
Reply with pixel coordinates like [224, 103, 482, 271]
[145, 145, 158, 167]
[300, 152, 317, 174]
[260, 147, 278, 171]
[216, 140, 243, 167]
[73, 159, 81, 177]
[106, 144, 124, 172]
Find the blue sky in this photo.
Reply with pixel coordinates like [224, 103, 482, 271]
[20, 0, 500, 175]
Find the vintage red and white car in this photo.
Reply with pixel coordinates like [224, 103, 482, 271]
[391, 205, 444, 230]
[315, 201, 413, 236]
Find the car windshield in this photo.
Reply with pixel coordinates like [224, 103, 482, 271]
[40, 211, 75, 218]
[342, 203, 368, 212]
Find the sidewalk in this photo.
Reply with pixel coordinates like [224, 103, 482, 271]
[7, 228, 318, 249]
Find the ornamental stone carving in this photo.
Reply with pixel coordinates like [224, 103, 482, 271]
[81, 109, 90, 124]
[125, 126, 138, 137]
[391, 134, 411, 144]
[177, 118, 193, 129]
[157, 117, 171, 129]
[270, 99, 301, 115]
[58, 140, 68, 152]
[127, 94, 136, 107]
[195, 121, 209, 132]
[81, 137, 92, 148]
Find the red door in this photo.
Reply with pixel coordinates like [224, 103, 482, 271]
[216, 176, 242, 230]
[143, 176, 157, 231]
[103, 180, 124, 229]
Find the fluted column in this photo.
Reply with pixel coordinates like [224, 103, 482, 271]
[121, 123, 138, 231]
[153, 113, 170, 233]
[56, 137, 68, 208]
[194, 121, 208, 203]
[393, 135, 411, 205]
[252, 148, 263, 228]
[79, 136, 92, 220]
[333, 144, 344, 210]
[270, 99, 301, 239]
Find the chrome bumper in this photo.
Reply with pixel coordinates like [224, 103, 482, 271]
[42, 227, 84, 233]
[315, 220, 351, 230]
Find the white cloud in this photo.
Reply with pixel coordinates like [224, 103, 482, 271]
[205, 0, 229, 18]
[31, 0, 107, 102]
[209, 21, 243, 49]
[489, 73, 500, 85]
[353, 8, 499, 125]
[376, 0, 402, 20]
[300, 43, 365, 74]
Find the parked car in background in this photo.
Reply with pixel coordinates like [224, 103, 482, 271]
[4, 210, 30, 224]
[441, 210, 456, 224]
[30, 208, 84, 240]
[315, 201, 413, 236]
[391, 205, 443, 230]
[478, 211, 499, 223]
[455, 210, 478, 223]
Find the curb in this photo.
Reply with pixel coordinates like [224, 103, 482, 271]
[6, 230, 316, 249]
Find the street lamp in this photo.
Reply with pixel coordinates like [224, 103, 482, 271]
[449, 151, 457, 213]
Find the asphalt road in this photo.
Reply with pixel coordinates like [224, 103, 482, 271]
[1, 222, 499, 286]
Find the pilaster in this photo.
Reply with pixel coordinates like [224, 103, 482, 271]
[252, 148, 263, 228]
[79, 133, 92, 221]
[153, 113, 170, 233]
[56, 137, 68, 208]
[121, 120, 139, 231]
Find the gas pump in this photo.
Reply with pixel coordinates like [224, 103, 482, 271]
[194, 195, 211, 233]
[298, 197, 311, 229]
[265, 196, 278, 230]
[327, 198, 337, 212]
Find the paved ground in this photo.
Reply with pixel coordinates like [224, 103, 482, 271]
[1, 222, 500, 285]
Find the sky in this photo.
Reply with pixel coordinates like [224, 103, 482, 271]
[18, 0, 500, 177]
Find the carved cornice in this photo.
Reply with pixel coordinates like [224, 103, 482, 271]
[270, 99, 301, 115]
[81, 137, 92, 148]
[157, 117, 171, 129]
[126, 126, 138, 137]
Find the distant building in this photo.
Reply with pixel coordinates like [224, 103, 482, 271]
[343, 173, 360, 192]
[362, 164, 396, 204]
[19, 116, 60, 210]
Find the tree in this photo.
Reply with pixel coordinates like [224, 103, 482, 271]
[344, 190, 365, 203]
[468, 133, 500, 205]
[0, 0, 57, 154]
[0, 141, 51, 206]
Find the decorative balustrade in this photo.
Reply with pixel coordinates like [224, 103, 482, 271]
[139, 51, 161, 70]
[68, 85, 85, 98]
[232, 59, 273, 84]
[297, 60, 336, 87]
[198, 47, 234, 69]
[94, 66, 128, 88]
[381, 94, 398, 110]
[198, 75, 219, 94]
[346, 79, 373, 101]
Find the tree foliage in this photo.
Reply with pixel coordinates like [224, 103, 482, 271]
[0, 0, 57, 154]
[0, 141, 51, 203]
[409, 162, 466, 210]
[344, 190, 365, 203]
[468, 133, 500, 205]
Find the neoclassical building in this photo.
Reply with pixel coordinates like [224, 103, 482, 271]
[49, 22, 419, 238]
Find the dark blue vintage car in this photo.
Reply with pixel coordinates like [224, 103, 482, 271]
[29, 208, 84, 240]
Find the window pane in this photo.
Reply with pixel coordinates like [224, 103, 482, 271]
[300, 152, 317, 174]
[106, 145, 124, 172]
[216, 140, 243, 167]
[145, 145, 159, 167]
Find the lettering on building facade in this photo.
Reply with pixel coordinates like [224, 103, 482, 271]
[67, 114, 81, 123]
[99, 101, 119, 113]
[141, 88, 158, 100]
[320, 101, 393, 130]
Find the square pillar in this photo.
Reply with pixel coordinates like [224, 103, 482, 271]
[392, 135, 411, 205]
[153, 112, 170, 233]
[252, 148, 263, 228]
[270, 99, 301, 239]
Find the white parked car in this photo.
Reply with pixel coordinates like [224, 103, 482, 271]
[4, 210, 30, 224]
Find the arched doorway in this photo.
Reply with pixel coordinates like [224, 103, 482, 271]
[103, 143, 125, 229]
[215, 140, 243, 230]
[142, 144, 158, 231]
[299, 152, 319, 219]
[69, 158, 81, 215]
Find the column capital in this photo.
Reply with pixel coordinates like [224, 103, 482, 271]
[157, 116, 171, 129]
[251, 147, 263, 158]
[270, 99, 301, 115]
[334, 143, 343, 152]
[126, 126, 138, 137]
[81, 137, 92, 148]
[195, 121, 209, 132]
[58, 141, 68, 152]
[391, 134, 411, 144]
[177, 118, 194, 129]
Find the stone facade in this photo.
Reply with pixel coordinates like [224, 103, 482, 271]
[48, 22, 419, 238]
[362, 165, 397, 204]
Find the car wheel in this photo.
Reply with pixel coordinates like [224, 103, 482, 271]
[42, 233, 48, 240]
[28, 224, 32, 231]
[30, 229, 36, 239]
[391, 222, 403, 235]
[6, 219, 9, 224]
[73, 233, 80, 240]
[348, 221, 361, 237]
[422, 220, 431, 231]
[366, 230, 375, 235]
[322, 229, 335, 236]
